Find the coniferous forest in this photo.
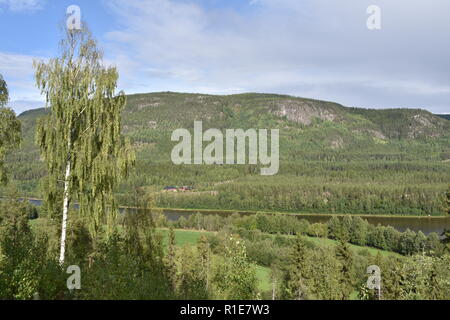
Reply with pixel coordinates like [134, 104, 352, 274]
[0, 6, 449, 305]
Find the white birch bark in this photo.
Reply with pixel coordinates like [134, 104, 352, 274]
[272, 280, 276, 300]
[59, 151, 71, 265]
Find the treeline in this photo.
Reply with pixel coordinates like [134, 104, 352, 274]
[168, 213, 446, 257]
[157, 183, 446, 216]
[129, 160, 450, 216]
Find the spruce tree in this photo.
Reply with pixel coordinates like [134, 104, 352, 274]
[442, 229, 450, 252]
[33, 24, 134, 264]
[446, 186, 450, 214]
[379, 257, 401, 300]
[285, 236, 309, 300]
[335, 240, 354, 300]
[442, 186, 450, 251]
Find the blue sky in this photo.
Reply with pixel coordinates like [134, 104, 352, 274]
[1, 0, 449, 114]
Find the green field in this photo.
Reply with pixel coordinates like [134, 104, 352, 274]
[159, 228, 213, 247]
[255, 265, 271, 292]
[306, 236, 402, 258]
[158, 228, 399, 257]
[157, 227, 401, 293]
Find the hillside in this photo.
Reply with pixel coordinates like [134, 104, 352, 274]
[5, 92, 450, 216]
[437, 114, 450, 121]
[122, 92, 450, 139]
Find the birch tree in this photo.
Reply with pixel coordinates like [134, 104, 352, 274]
[34, 24, 134, 265]
[0, 74, 22, 185]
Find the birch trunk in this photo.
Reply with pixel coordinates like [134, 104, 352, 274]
[272, 280, 276, 300]
[59, 156, 71, 265]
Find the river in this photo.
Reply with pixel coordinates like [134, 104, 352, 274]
[162, 209, 450, 235]
[22, 199, 450, 235]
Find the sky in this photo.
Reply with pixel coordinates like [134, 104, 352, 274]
[0, 0, 449, 115]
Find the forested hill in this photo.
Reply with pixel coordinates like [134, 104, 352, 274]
[437, 114, 450, 121]
[19, 92, 450, 140]
[8, 92, 450, 216]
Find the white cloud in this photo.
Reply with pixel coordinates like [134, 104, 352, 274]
[0, 52, 36, 77]
[0, 52, 45, 113]
[0, 0, 44, 12]
[101, 0, 450, 113]
[2, 0, 450, 114]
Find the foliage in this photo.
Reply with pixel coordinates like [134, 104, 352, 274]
[0, 74, 21, 184]
[34, 25, 135, 241]
[335, 240, 354, 299]
[0, 74, 8, 108]
[211, 235, 258, 300]
[0, 194, 65, 300]
[283, 236, 310, 300]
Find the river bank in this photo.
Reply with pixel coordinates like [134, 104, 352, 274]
[11, 198, 449, 235]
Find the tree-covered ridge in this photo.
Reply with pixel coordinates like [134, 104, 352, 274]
[5, 92, 450, 216]
[18, 92, 450, 142]
[436, 114, 450, 121]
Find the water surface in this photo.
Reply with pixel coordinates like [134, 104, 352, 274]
[23, 199, 450, 235]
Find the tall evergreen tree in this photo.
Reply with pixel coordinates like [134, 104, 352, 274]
[446, 185, 450, 214]
[442, 186, 450, 252]
[33, 24, 134, 264]
[442, 229, 450, 252]
[285, 236, 309, 300]
[335, 240, 354, 300]
[381, 257, 402, 300]
[327, 216, 342, 240]
[0, 74, 22, 185]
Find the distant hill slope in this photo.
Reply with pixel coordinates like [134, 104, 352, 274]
[8, 92, 450, 216]
[122, 92, 450, 139]
[436, 114, 450, 121]
[20, 92, 450, 140]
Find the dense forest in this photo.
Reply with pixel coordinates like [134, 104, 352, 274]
[3, 92, 450, 216]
